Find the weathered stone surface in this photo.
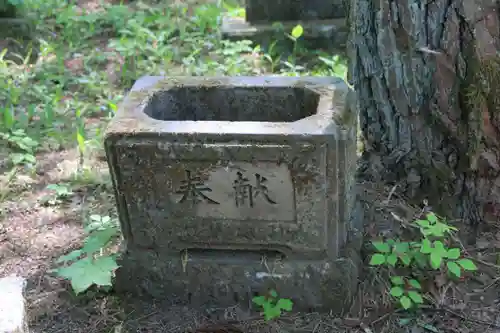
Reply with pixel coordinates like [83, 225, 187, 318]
[245, 0, 346, 22]
[104, 76, 360, 312]
[221, 17, 348, 53]
[0, 276, 28, 333]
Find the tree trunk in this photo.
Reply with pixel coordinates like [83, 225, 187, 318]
[347, 0, 500, 242]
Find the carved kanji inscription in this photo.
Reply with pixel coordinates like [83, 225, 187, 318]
[169, 162, 295, 222]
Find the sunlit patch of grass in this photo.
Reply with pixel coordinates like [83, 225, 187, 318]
[0, 0, 348, 203]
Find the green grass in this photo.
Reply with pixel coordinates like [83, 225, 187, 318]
[0, 0, 347, 200]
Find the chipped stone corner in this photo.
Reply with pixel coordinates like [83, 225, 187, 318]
[0, 276, 28, 333]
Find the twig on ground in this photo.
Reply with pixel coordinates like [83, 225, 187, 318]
[423, 305, 500, 329]
[478, 275, 500, 291]
[369, 309, 397, 326]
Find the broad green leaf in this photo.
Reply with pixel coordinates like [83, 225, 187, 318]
[81, 227, 118, 254]
[69, 273, 95, 294]
[430, 252, 442, 269]
[428, 224, 445, 237]
[414, 252, 428, 268]
[426, 212, 438, 223]
[420, 239, 432, 254]
[399, 253, 412, 266]
[372, 241, 390, 253]
[54, 256, 118, 294]
[457, 258, 478, 271]
[446, 248, 461, 260]
[394, 242, 410, 253]
[262, 301, 272, 313]
[291, 25, 303, 39]
[276, 298, 293, 311]
[422, 228, 433, 237]
[77, 130, 85, 153]
[433, 240, 445, 253]
[3, 106, 14, 130]
[400, 296, 412, 309]
[407, 291, 423, 304]
[386, 253, 398, 266]
[390, 286, 404, 297]
[447, 261, 461, 278]
[86, 256, 119, 287]
[369, 254, 386, 266]
[56, 249, 82, 264]
[415, 219, 430, 228]
[408, 279, 421, 289]
[252, 296, 266, 306]
[391, 276, 404, 285]
[264, 306, 281, 321]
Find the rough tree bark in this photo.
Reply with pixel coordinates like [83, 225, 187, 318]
[347, 0, 500, 242]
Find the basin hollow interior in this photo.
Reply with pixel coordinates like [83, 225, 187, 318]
[143, 87, 320, 122]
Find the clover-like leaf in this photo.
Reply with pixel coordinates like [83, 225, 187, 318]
[446, 248, 461, 260]
[457, 258, 478, 271]
[399, 253, 412, 266]
[394, 242, 410, 253]
[408, 279, 421, 289]
[420, 239, 432, 254]
[447, 261, 461, 278]
[390, 286, 404, 297]
[264, 306, 281, 321]
[430, 252, 442, 270]
[400, 296, 412, 309]
[426, 212, 438, 224]
[252, 296, 267, 306]
[408, 291, 423, 304]
[369, 254, 386, 266]
[276, 298, 293, 312]
[432, 240, 446, 254]
[391, 276, 405, 285]
[372, 241, 390, 253]
[386, 253, 398, 267]
[416, 219, 430, 228]
[291, 24, 304, 39]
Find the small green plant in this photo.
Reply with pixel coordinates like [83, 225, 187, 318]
[280, 24, 305, 75]
[288, 24, 303, 55]
[75, 108, 86, 171]
[0, 129, 37, 166]
[370, 212, 478, 310]
[252, 289, 293, 320]
[52, 214, 120, 294]
[318, 55, 347, 79]
[40, 183, 73, 206]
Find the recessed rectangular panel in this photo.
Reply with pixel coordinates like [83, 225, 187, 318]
[168, 162, 296, 222]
